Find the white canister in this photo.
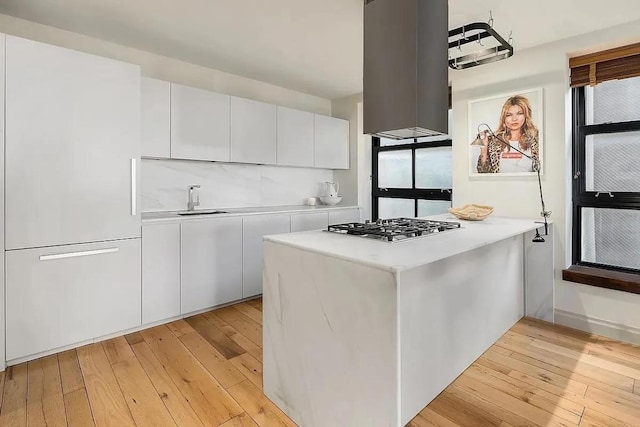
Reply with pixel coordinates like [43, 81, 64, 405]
[306, 197, 317, 206]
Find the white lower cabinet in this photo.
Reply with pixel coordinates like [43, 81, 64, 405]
[242, 214, 290, 298]
[181, 217, 243, 314]
[328, 208, 361, 225]
[142, 223, 180, 324]
[5, 238, 142, 361]
[290, 212, 329, 232]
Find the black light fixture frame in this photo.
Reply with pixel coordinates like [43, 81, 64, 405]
[448, 22, 514, 70]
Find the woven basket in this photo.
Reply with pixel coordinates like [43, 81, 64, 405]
[448, 204, 494, 221]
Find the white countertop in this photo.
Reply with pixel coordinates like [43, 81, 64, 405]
[264, 214, 548, 273]
[142, 204, 359, 223]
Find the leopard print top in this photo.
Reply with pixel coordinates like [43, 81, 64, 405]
[476, 131, 539, 173]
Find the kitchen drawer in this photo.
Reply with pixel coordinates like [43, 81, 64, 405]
[6, 238, 142, 361]
[290, 212, 329, 232]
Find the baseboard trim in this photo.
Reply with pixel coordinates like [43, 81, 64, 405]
[554, 309, 640, 345]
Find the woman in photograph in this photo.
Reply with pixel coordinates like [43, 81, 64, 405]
[476, 95, 540, 173]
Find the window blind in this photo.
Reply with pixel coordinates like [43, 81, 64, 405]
[569, 42, 640, 87]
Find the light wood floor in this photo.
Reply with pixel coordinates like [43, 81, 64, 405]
[2, 301, 640, 426]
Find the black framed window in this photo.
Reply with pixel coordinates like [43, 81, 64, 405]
[571, 76, 640, 275]
[372, 127, 452, 220]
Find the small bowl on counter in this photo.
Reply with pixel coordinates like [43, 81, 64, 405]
[448, 204, 494, 221]
[319, 195, 343, 205]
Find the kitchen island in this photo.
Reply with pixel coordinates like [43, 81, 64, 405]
[262, 215, 554, 427]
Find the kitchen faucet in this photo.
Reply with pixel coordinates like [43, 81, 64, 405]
[187, 185, 201, 211]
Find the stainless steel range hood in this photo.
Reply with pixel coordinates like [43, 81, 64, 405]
[364, 0, 448, 140]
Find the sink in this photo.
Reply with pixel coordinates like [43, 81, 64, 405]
[177, 210, 228, 216]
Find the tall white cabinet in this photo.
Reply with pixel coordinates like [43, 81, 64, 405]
[4, 35, 142, 364]
[5, 36, 141, 250]
[0, 33, 5, 369]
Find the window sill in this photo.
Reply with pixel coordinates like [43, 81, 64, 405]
[562, 265, 640, 295]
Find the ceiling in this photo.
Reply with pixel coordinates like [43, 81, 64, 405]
[1, 0, 640, 100]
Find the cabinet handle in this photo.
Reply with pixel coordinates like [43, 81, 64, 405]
[39, 247, 119, 261]
[131, 158, 137, 216]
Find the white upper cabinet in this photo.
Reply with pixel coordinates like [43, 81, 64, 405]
[141, 77, 170, 158]
[314, 115, 349, 169]
[171, 83, 230, 161]
[231, 96, 277, 165]
[276, 106, 314, 167]
[5, 36, 141, 250]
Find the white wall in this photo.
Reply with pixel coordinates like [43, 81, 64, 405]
[450, 19, 640, 340]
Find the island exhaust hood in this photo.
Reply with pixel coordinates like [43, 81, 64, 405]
[363, 0, 448, 140]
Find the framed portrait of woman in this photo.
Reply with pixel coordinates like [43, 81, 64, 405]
[468, 88, 544, 177]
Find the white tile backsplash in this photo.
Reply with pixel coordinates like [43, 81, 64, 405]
[141, 159, 334, 212]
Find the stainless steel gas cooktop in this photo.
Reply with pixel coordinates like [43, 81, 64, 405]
[326, 218, 461, 242]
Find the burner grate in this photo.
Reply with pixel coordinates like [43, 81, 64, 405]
[327, 218, 461, 242]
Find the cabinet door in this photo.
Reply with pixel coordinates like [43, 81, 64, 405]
[243, 214, 290, 298]
[290, 212, 329, 232]
[5, 36, 141, 250]
[315, 115, 349, 169]
[328, 208, 361, 225]
[181, 217, 243, 314]
[0, 33, 5, 368]
[142, 223, 180, 324]
[231, 97, 276, 165]
[142, 77, 170, 158]
[171, 83, 230, 161]
[6, 239, 141, 361]
[276, 106, 314, 167]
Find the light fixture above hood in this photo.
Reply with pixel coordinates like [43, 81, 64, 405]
[363, 0, 449, 140]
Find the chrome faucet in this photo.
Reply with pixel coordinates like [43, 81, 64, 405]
[187, 185, 201, 211]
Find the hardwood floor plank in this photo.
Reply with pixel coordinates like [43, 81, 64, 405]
[465, 363, 584, 421]
[580, 407, 637, 427]
[512, 318, 599, 352]
[0, 371, 5, 411]
[111, 357, 177, 427]
[596, 336, 640, 361]
[213, 307, 263, 348]
[178, 331, 246, 389]
[64, 388, 95, 427]
[124, 332, 145, 346]
[166, 319, 196, 337]
[140, 324, 175, 343]
[497, 335, 635, 391]
[58, 350, 85, 395]
[488, 346, 513, 357]
[588, 348, 640, 373]
[130, 341, 204, 427]
[219, 412, 260, 427]
[452, 374, 579, 426]
[76, 343, 136, 426]
[445, 384, 538, 427]
[227, 380, 296, 427]
[0, 364, 28, 427]
[245, 298, 262, 312]
[202, 312, 263, 362]
[143, 329, 243, 425]
[26, 355, 67, 427]
[584, 386, 640, 425]
[428, 388, 502, 427]
[102, 336, 136, 365]
[233, 303, 263, 325]
[529, 338, 640, 380]
[481, 350, 588, 396]
[229, 353, 263, 389]
[185, 315, 247, 359]
[414, 408, 460, 426]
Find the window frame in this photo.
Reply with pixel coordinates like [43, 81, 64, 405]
[371, 137, 453, 220]
[568, 85, 640, 291]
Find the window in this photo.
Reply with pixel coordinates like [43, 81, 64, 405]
[372, 111, 453, 220]
[567, 44, 640, 292]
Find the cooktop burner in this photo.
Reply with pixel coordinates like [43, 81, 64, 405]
[326, 218, 461, 242]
